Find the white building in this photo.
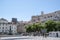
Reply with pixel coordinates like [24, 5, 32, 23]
[31, 10, 60, 23]
[0, 18, 17, 34]
[49, 31, 60, 37]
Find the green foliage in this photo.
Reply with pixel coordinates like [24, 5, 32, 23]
[45, 20, 60, 32]
[25, 23, 45, 33]
[55, 21, 60, 31]
[25, 20, 60, 33]
[45, 20, 56, 32]
[25, 25, 33, 32]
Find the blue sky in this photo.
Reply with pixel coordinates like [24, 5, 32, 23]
[0, 0, 60, 21]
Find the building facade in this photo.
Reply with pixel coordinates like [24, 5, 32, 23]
[0, 18, 17, 34]
[17, 21, 28, 33]
[49, 31, 60, 37]
[31, 10, 60, 23]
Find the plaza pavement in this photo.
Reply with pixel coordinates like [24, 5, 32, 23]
[0, 36, 60, 40]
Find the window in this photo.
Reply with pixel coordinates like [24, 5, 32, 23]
[6, 27, 7, 29]
[3, 23, 4, 26]
[48, 16, 50, 18]
[55, 17, 57, 18]
[2, 27, 4, 29]
[50, 16, 52, 17]
[24, 24, 25, 25]
[6, 24, 7, 26]
[55, 16, 59, 18]
[2, 30, 4, 32]
[33, 20, 35, 22]
[44, 17, 46, 18]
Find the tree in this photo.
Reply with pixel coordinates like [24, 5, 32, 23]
[25, 25, 33, 33]
[55, 21, 60, 31]
[25, 20, 60, 33]
[45, 20, 56, 32]
[34, 23, 45, 32]
[25, 23, 45, 33]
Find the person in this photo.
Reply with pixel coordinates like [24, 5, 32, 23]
[56, 33, 58, 37]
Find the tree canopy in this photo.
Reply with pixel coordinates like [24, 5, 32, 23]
[45, 20, 56, 32]
[25, 20, 60, 33]
[25, 23, 45, 33]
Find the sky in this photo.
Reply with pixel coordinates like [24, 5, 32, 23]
[0, 0, 60, 21]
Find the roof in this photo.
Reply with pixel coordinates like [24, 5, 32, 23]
[0, 18, 8, 21]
